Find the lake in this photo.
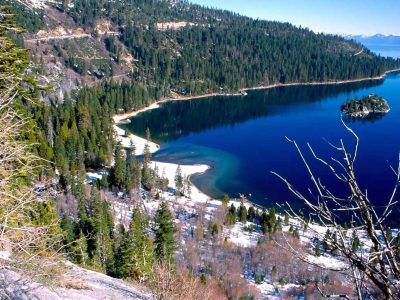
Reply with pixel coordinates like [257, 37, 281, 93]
[366, 44, 400, 59]
[122, 73, 400, 222]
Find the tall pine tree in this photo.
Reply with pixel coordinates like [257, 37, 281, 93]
[153, 202, 176, 264]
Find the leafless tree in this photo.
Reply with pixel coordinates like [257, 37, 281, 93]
[150, 263, 211, 300]
[272, 120, 400, 299]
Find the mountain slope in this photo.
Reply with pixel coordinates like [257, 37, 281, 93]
[4, 0, 400, 102]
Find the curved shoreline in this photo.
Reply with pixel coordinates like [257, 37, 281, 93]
[114, 68, 400, 123]
[114, 68, 400, 201]
[149, 161, 212, 202]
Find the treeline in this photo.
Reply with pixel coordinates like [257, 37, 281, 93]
[27, 80, 162, 179]
[60, 179, 176, 281]
[66, 0, 400, 94]
[0, 0, 44, 31]
[8, 0, 400, 100]
[126, 79, 383, 143]
[0, 7, 332, 298]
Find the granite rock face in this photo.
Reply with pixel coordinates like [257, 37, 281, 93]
[0, 262, 152, 300]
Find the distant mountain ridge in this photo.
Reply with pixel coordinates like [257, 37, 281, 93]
[345, 34, 400, 45]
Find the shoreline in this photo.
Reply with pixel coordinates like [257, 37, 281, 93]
[113, 67, 400, 123]
[149, 161, 212, 202]
[113, 67, 400, 201]
[239, 67, 400, 93]
[113, 124, 160, 156]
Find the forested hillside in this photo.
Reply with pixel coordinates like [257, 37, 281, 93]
[2, 2, 400, 299]
[5, 0, 398, 178]
[5, 0, 400, 99]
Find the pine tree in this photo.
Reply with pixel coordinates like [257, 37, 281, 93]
[222, 194, 230, 206]
[284, 213, 289, 226]
[125, 151, 140, 192]
[323, 229, 331, 251]
[142, 143, 152, 188]
[274, 217, 282, 233]
[239, 204, 247, 223]
[185, 176, 192, 198]
[130, 208, 154, 282]
[90, 188, 114, 271]
[315, 243, 321, 257]
[72, 229, 89, 265]
[143, 143, 152, 167]
[174, 165, 183, 196]
[226, 204, 237, 225]
[115, 226, 134, 278]
[293, 227, 300, 239]
[60, 214, 77, 257]
[247, 206, 256, 222]
[331, 232, 338, 255]
[153, 202, 176, 263]
[161, 168, 169, 191]
[111, 143, 125, 190]
[352, 232, 360, 252]
[268, 207, 276, 233]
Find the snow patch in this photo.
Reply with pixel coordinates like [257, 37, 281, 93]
[14, 0, 60, 9]
[114, 125, 160, 156]
[156, 21, 195, 31]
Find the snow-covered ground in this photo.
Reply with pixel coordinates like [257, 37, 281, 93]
[14, 0, 59, 9]
[109, 108, 366, 297]
[113, 125, 159, 156]
[110, 114, 346, 297]
[108, 155, 357, 297]
[113, 103, 160, 124]
[156, 21, 195, 31]
[149, 161, 210, 202]
[113, 104, 161, 156]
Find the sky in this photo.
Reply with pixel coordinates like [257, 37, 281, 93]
[189, 0, 400, 36]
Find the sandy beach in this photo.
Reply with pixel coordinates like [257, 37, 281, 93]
[113, 124, 159, 156]
[113, 103, 160, 124]
[112, 102, 214, 200]
[150, 161, 211, 202]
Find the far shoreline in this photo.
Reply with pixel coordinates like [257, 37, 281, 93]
[114, 67, 400, 124]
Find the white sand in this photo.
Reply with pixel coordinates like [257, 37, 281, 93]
[113, 103, 160, 124]
[113, 103, 161, 156]
[113, 125, 159, 156]
[112, 106, 214, 202]
[150, 161, 211, 202]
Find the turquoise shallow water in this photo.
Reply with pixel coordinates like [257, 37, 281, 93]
[122, 72, 400, 222]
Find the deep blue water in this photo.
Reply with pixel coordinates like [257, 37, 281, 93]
[366, 44, 400, 59]
[122, 73, 400, 221]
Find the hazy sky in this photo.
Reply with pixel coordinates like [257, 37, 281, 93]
[189, 0, 400, 36]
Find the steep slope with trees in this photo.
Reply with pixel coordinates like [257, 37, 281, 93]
[4, 0, 400, 102]
[2, 2, 400, 298]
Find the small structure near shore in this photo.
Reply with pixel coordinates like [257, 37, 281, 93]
[341, 94, 390, 117]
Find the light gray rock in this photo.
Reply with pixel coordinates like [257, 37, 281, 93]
[0, 262, 152, 300]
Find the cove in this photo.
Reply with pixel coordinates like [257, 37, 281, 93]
[121, 73, 400, 222]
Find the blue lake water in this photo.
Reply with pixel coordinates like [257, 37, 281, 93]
[122, 73, 400, 222]
[366, 44, 400, 59]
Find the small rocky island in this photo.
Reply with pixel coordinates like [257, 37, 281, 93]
[341, 94, 390, 117]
